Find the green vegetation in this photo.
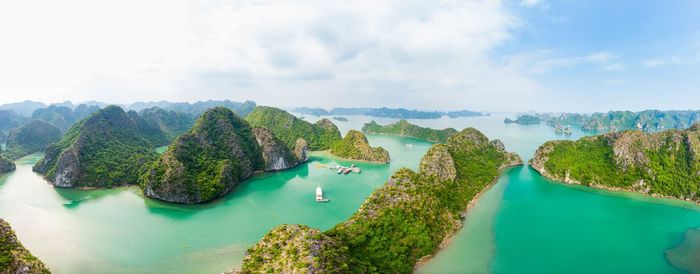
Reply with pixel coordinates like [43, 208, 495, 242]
[530, 125, 700, 201]
[137, 107, 196, 141]
[330, 130, 390, 163]
[362, 119, 457, 142]
[127, 107, 197, 146]
[0, 219, 50, 274]
[241, 224, 351, 273]
[240, 128, 521, 273]
[245, 106, 341, 151]
[3, 120, 62, 160]
[140, 107, 263, 204]
[504, 114, 541, 125]
[33, 105, 159, 188]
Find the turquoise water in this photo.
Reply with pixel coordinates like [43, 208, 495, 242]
[0, 134, 431, 273]
[1, 114, 698, 273]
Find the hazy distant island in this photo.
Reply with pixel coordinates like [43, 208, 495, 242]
[238, 128, 521, 273]
[504, 114, 541, 125]
[531, 123, 700, 203]
[362, 120, 458, 143]
[535, 110, 700, 133]
[3, 120, 61, 160]
[292, 107, 486, 119]
[332, 116, 349, 122]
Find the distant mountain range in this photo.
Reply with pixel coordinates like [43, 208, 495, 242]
[292, 107, 486, 119]
[0, 100, 258, 143]
[534, 110, 700, 133]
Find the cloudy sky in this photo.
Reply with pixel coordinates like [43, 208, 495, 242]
[0, 0, 699, 112]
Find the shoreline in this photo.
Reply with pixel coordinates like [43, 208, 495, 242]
[413, 163, 523, 270]
[528, 164, 700, 207]
[312, 149, 391, 164]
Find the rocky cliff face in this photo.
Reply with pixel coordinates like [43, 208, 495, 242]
[140, 107, 263, 204]
[253, 127, 299, 171]
[238, 224, 351, 273]
[418, 144, 456, 181]
[330, 130, 390, 163]
[0, 219, 50, 274]
[530, 126, 700, 202]
[0, 155, 15, 174]
[294, 138, 309, 162]
[33, 105, 158, 188]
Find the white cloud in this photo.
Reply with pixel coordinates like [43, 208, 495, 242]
[0, 0, 543, 111]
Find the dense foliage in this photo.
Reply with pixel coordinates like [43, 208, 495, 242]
[33, 105, 159, 188]
[141, 107, 263, 204]
[0, 219, 50, 274]
[504, 114, 541, 125]
[362, 119, 457, 142]
[330, 130, 390, 163]
[241, 224, 352, 273]
[3, 120, 62, 159]
[531, 125, 700, 201]
[293, 107, 486, 119]
[240, 128, 521, 273]
[31, 104, 101, 131]
[246, 106, 341, 151]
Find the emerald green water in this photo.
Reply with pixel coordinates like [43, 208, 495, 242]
[1, 114, 699, 273]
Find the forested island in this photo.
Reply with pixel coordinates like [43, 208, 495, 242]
[292, 107, 486, 119]
[238, 128, 521, 273]
[504, 114, 541, 125]
[362, 120, 457, 142]
[331, 130, 390, 163]
[530, 124, 700, 202]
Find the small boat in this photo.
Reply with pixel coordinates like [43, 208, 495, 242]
[316, 186, 329, 202]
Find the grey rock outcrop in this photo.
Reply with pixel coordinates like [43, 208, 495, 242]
[253, 127, 298, 171]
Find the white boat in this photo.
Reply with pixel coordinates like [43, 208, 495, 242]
[316, 186, 329, 202]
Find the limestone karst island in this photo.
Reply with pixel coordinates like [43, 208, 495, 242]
[2, 1, 700, 274]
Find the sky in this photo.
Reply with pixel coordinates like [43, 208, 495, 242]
[0, 0, 699, 112]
